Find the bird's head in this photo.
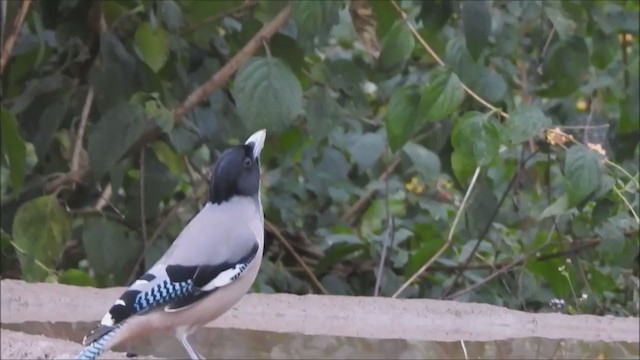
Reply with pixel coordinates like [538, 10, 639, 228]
[209, 129, 266, 205]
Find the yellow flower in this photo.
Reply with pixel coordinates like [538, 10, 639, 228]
[405, 176, 425, 195]
[545, 128, 574, 146]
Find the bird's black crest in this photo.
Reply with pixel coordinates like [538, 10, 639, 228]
[209, 144, 261, 204]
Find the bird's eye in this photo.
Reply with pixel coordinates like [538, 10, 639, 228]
[243, 158, 252, 168]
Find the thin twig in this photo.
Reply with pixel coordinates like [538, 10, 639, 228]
[0, 0, 32, 75]
[613, 186, 640, 223]
[71, 87, 94, 171]
[558, 124, 609, 129]
[540, 27, 556, 60]
[181, 0, 258, 34]
[374, 144, 395, 297]
[390, 0, 509, 119]
[175, 5, 292, 118]
[138, 149, 148, 268]
[341, 156, 401, 224]
[392, 166, 482, 298]
[445, 220, 558, 300]
[442, 151, 538, 298]
[265, 220, 329, 295]
[45, 168, 90, 192]
[73, 208, 136, 231]
[93, 182, 112, 211]
[374, 218, 394, 297]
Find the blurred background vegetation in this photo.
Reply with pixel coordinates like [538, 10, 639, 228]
[0, 0, 638, 317]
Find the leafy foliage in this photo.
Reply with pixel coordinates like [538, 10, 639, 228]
[0, 0, 638, 317]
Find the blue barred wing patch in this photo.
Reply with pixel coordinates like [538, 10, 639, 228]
[134, 279, 194, 313]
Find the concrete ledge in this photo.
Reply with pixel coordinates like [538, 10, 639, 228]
[0, 329, 151, 360]
[2, 280, 639, 344]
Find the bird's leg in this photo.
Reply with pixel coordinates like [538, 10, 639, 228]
[178, 333, 204, 360]
[125, 340, 138, 358]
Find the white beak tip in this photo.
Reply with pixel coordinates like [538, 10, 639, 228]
[245, 129, 267, 158]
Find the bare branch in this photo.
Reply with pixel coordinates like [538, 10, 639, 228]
[445, 221, 559, 300]
[0, 0, 32, 75]
[71, 88, 94, 172]
[266, 220, 329, 295]
[174, 5, 292, 118]
[44, 5, 293, 195]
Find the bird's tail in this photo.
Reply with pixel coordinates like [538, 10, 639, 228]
[75, 324, 122, 360]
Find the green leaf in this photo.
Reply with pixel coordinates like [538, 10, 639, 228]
[151, 141, 186, 177]
[544, 4, 576, 40]
[418, 0, 454, 34]
[538, 36, 589, 97]
[33, 99, 68, 161]
[451, 112, 500, 184]
[348, 133, 385, 170]
[82, 218, 142, 282]
[89, 33, 136, 112]
[158, 0, 183, 32]
[405, 234, 445, 276]
[378, 21, 415, 72]
[0, 106, 27, 194]
[58, 269, 95, 287]
[451, 150, 477, 186]
[595, 219, 625, 257]
[587, 267, 615, 294]
[305, 86, 340, 138]
[564, 144, 603, 208]
[316, 242, 365, 274]
[134, 21, 170, 73]
[232, 56, 304, 132]
[527, 256, 569, 299]
[619, 78, 639, 135]
[12, 195, 71, 282]
[462, 0, 492, 60]
[292, 1, 340, 49]
[384, 85, 421, 152]
[321, 274, 353, 295]
[270, 33, 306, 76]
[317, 148, 349, 180]
[370, 1, 395, 38]
[503, 105, 552, 145]
[539, 194, 570, 220]
[591, 30, 617, 70]
[420, 68, 465, 121]
[474, 69, 507, 103]
[144, 98, 174, 133]
[87, 102, 145, 178]
[402, 143, 441, 180]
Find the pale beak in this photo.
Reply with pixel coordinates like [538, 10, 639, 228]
[244, 129, 267, 159]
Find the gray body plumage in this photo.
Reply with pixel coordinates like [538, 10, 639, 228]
[77, 130, 267, 360]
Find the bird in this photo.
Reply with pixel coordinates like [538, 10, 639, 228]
[76, 129, 267, 360]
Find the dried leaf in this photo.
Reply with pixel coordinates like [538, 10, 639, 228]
[350, 0, 380, 58]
